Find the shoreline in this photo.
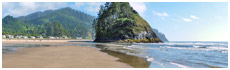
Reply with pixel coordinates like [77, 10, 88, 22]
[2, 39, 92, 46]
[2, 39, 92, 43]
[2, 40, 132, 68]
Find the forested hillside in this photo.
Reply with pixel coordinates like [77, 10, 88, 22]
[2, 7, 95, 39]
[2, 15, 35, 35]
[32, 21, 69, 37]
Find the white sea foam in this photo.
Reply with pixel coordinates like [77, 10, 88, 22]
[127, 45, 137, 47]
[161, 46, 228, 53]
[193, 46, 202, 48]
[152, 42, 228, 46]
[125, 45, 145, 49]
[170, 62, 191, 68]
[145, 56, 165, 67]
[221, 50, 228, 53]
[207, 47, 228, 51]
[146, 56, 154, 62]
[105, 44, 124, 47]
[161, 46, 188, 50]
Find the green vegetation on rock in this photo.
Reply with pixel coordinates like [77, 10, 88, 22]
[93, 2, 163, 43]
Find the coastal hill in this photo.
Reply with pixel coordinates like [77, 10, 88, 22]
[93, 2, 162, 43]
[2, 7, 95, 39]
[34, 21, 69, 37]
[2, 16, 31, 35]
[152, 28, 169, 42]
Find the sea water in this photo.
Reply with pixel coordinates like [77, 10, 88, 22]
[67, 41, 228, 68]
[2, 41, 228, 68]
[2, 44, 51, 53]
[120, 41, 228, 68]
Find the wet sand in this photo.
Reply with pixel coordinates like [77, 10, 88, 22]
[2, 40, 131, 68]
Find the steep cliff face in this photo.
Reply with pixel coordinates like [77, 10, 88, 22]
[152, 28, 169, 42]
[93, 2, 162, 43]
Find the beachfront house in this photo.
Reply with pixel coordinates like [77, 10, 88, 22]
[84, 37, 89, 39]
[23, 36, 28, 39]
[38, 36, 43, 39]
[16, 35, 23, 39]
[7, 35, 14, 39]
[30, 36, 36, 39]
[49, 37, 55, 39]
[76, 37, 82, 39]
[55, 37, 59, 39]
[2, 35, 6, 39]
[64, 36, 68, 39]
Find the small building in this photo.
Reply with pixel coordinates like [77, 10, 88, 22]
[59, 37, 64, 39]
[16, 35, 23, 39]
[64, 37, 68, 39]
[38, 36, 43, 39]
[84, 37, 89, 39]
[76, 37, 82, 39]
[49, 37, 55, 39]
[30, 36, 36, 39]
[2, 35, 6, 39]
[55, 37, 59, 39]
[7, 35, 14, 39]
[23, 36, 28, 39]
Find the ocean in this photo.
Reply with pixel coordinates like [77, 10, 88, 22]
[2, 41, 228, 68]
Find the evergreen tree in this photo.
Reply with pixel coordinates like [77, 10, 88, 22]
[93, 2, 162, 43]
[2, 7, 95, 39]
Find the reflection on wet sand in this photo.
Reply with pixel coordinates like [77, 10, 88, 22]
[95, 44, 150, 68]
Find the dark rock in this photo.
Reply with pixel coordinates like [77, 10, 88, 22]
[152, 28, 169, 42]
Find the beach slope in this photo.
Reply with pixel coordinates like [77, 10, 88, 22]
[3, 45, 131, 68]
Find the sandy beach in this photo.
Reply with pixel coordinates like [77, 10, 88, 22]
[2, 39, 131, 68]
[2, 39, 91, 45]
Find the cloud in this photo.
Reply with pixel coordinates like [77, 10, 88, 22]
[190, 15, 200, 20]
[19, 2, 37, 10]
[182, 18, 192, 22]
[74, 2, 103, 13]
[182, 15, 200, 22]
[129, 2, 146, 15]
[2, 2, 104, 17]
[2, 2, 68, 17]
[85, 3, 103, 12]
[74, 2, 84, 7]
[36, 3, 68, 10]
[152, 11, 169, 17]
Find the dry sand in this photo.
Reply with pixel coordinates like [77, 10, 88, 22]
[2, 40, 131, 68]
[2, 39, 90, 45]
[2, 39, 91, 42]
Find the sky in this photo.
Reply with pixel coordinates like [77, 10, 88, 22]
[2, 2, 228, 41]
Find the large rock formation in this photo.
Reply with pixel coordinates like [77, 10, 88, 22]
[152, 28, 169, 42]
[93, 2, 163, 43]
